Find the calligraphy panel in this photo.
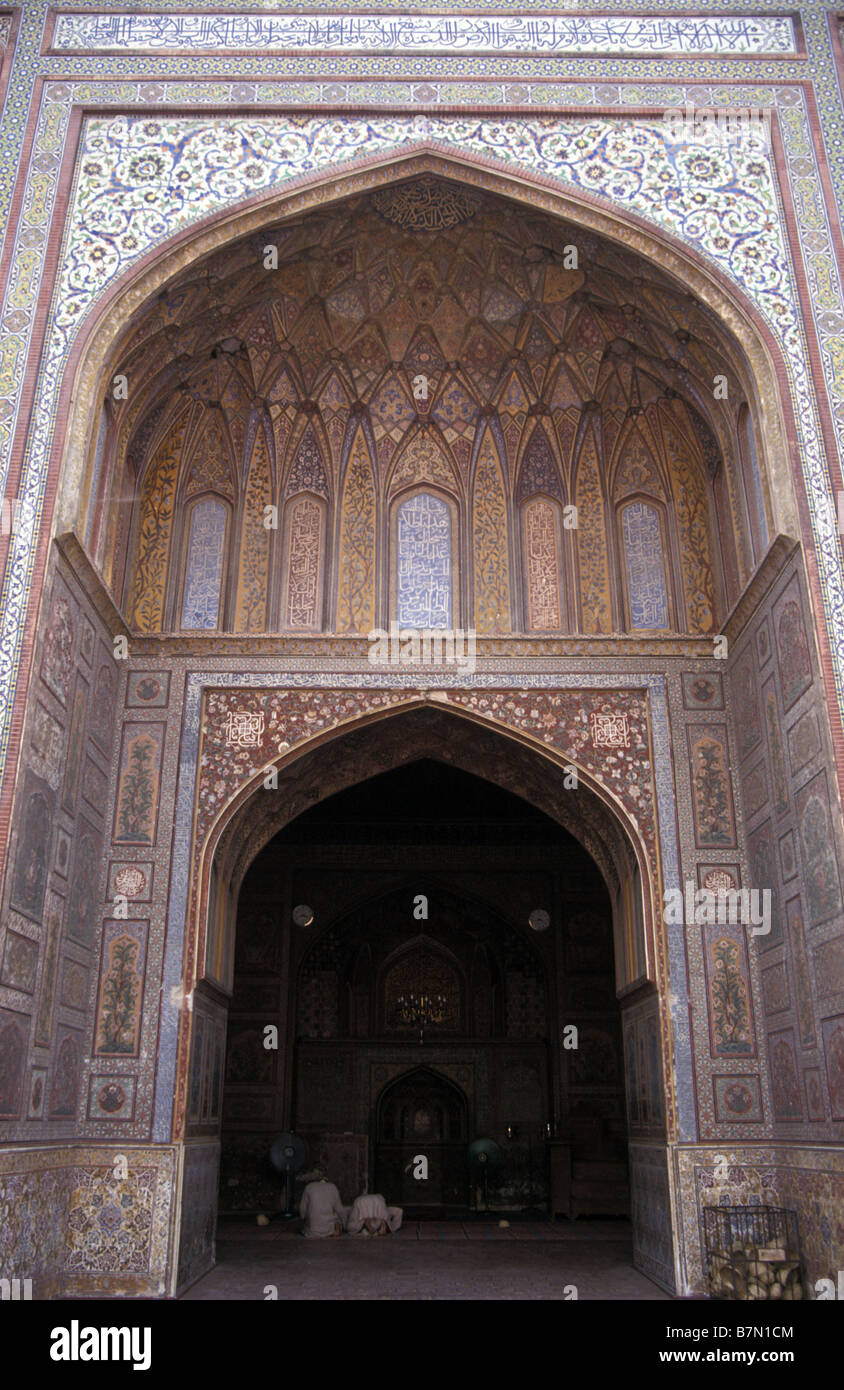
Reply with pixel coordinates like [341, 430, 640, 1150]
[523, 498, 562, 631]
[396, 492, 452, 629]
[181, 498, 228, 630]
[621, 501, 670, 630]
[52, 13, 797, 57]
[284, 495, 324, 630]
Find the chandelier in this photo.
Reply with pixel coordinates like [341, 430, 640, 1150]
[396, 992, 447, 1028]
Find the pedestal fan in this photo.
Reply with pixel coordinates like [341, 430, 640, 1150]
[268, 1132, 308, 1221]
[467, 1138, 502, 1214]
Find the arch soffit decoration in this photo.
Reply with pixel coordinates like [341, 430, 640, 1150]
[55, 147, 795, 544]
[222, 730, 627, 911]
[203, 699, 655, 977]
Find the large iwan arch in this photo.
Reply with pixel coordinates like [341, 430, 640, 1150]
[0, 150, 842, 1303]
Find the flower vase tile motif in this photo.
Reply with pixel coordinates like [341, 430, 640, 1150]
[93, 921, 148, 1058]
[703, 925, 755, 1059]
[112, 723, 166, 848]
[686, 725, 737, 849]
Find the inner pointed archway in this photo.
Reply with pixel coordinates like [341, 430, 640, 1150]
[182, 705, 673, 1291]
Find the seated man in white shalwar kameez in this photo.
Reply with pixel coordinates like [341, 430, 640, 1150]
[299, 1176, 348, 1238]
[346, 1191, 403, 1236]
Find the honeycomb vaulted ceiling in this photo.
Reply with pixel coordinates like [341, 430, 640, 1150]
[113, 176, 744, 483]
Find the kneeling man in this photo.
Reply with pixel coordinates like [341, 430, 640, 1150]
[346, 1191, 403, 1236]
[299, 1174, 348, 1238]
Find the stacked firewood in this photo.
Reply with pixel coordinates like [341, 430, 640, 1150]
[708, 1243, 803, 1300]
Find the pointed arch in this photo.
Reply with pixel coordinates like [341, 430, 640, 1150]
[284, 421, 330, 500]
[126, 409, 190, 632]
[234, 417, 273, 633]
[181, 408, 235, 502]
[387, 425, 461, 500]
[658, 404, 718, 634]
[516, 421, 563, 504]
[336, 427, 376, 634]
[473, 428, 512, 635]
[573, 421, 612, 634]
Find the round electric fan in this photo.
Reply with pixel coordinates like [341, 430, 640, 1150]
[269, 1132, 308, 1220]
[467, 1138, 502, 1214]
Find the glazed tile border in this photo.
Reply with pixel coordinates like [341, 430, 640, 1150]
[1, 95, 844, 799]
[50, 12, 798, 57]
[155, 669, 687, 1142]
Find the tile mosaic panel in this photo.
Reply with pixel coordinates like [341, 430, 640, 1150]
[768, 1027, 803, 1122]
[779, 829, 798, 883]
[813, 936, 844, 999]
[48, 1025, 82, 1119]
[127, 670, 170, 709]
[65, 817, 103, 949]
[786, 895, 817, 1051]
[87, 1073, 136, 1122]
[9, 768, 54, 923]
[681, 672, 723, 710]
[622, 502, 670, 630]
[804, 1068, 825, 1122]
[746, 818, 780, 949]
[821, 1013, 844, 1120]
[787, 708, 821, 777]
[712, 1073, 763, 1123]
[33, 891, 64, 1049]
[0, 1005, 29, 1117]
[106, 860, 153, 904]
[795, 771, 844, 928]
[0, 929, 38, 994]
[397, 492, 452, 629]
[774, 578, 814, 712]
[60, 672, 88, 817]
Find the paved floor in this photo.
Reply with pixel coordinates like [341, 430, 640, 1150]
[182, 1217, 671, 1300]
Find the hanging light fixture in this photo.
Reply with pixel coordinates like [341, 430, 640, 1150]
[396, 912, 447, 1042]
